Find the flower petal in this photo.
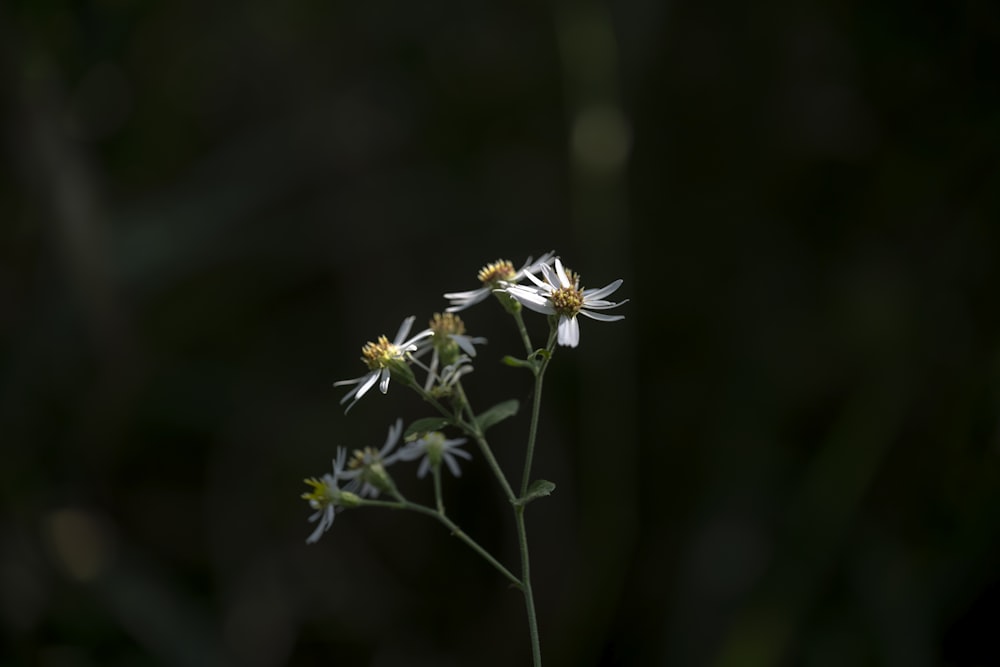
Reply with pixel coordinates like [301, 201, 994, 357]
[582, 297, 630, 310]
[443, 288, 488, 300]
[453, 334, 480, 357]
[444, 453, 462, 477]
[554, 258, 571, 287]
[378, 368, 391, 394]
[582, 279, 623, 301]
[449, 446, 473, 460]
[538, 261, 559, 287]
[506, 286, 556, 314]
[355, 371, 380, 399]
[579, 309, 625, 322]
[557, 315, 580, 347]
[521, 269, 550, 289]
[393, 316, 416, 345]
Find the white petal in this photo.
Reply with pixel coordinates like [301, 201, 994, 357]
[417, 458, 431, 479]
[444, 289, 490, 312]
[443, 288, 488, 300]
[333, 375, 364, 388]
[450, 446, 473, 460]
[522, 269, 550, 289]
[520, 251, 555, 276]
[378, 368, 391, 393]
[557, 315, 580, 347]
[579, 309, 625, 322]
[582, 297, 630, 310]
[539, 262, 559, 287]
[444, 453, 462, 477]
[506, 286, 556, 314]
[582, 279, 623, 301]
[453, 334, 479, 357]
[402, 329, 433, 348]
[383, 418, 403, 452]
[355, 371, 380, 399]
[393, 316, 416, 345]
[554, 258, 571, 287]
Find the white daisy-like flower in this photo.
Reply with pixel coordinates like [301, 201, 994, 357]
[416, 313, 486, 391]
[443, 252, 554, 312]
[301, 447, 351, 544]
[334, 317, 432, 412]
[398, 431, 472, 478]
[341, 418, 404, 498]
[503, 258, 628, 348]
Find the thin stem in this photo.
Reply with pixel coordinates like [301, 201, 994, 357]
[433, 465, 445, 515]
[511, 308, 535, 357]
[453, 381, 518, 505]
[520, 328, 558, 496]
[362, 497, 523, 589]
[516, 505, 542, 667]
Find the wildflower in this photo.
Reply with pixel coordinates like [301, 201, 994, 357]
[415, 313, 487, 392]
[301, 448, 360, 544]
[334, 316, 432, 412]
[443, 252, 554, 312]
[503, 258, 627, 348]
[341, 418, 404, 497]
[399, 431, 472, 478]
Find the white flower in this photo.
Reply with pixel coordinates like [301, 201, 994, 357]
[301, 447, 350, 544]
[341, 418, 404, 498]
[398, 431, 472, 478]
[415, 313, 487, 391]
[334, 316, 432, 412]
[503, 258, 627, 348]
[443, 252, 554, 312]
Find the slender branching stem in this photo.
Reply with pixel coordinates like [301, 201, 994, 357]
[512, 308, 535, 357]
[520, 328, 558, 497]
[360, 497, 522, 590]
[432, 465, 445, 515]
[515, 505, 542, 667]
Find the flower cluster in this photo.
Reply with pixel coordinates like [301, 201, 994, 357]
[503, 257, 628, 348]
[303, 252, 626, 542]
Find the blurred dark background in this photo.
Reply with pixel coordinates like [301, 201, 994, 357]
[2, 0, 999, 665]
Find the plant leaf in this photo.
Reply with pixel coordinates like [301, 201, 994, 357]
[518, 479, 555, 506]
[404, 417, 450, 438]
[475, 399, 519, 432]
[501, 355, 536, 370]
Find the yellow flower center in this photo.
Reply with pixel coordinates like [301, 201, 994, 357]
[477, 259, 517, 285]
[361, 336, 401, 370]
[301, 478, 333, 506]
[348, 447, 380, 470]
[551, 286, 584, 316]
[429, 312, 466, 336]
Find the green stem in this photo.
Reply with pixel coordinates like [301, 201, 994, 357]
[453, 381, 518, 505]
[520, 328, 558, 496]
[362, 497, 523, 589]
[511, 308, 535, 357]
[433, 465, 445, 515]
[516, 505, 542, 667]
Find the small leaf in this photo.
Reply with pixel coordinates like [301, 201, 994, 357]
[475, 399, 519, 432]
[405, 417, 450, 439]
[502, 355, 536, 370]
[519, 480, 556, 506]
[532, 348, 551, 361]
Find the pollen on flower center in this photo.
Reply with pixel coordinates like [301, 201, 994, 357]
[361, 336, 401, 369]
[430, 312, 466, 337]
[301, 478, 332, 506]
[477, 260, 517, 285]
[551, 286, 584, 316]
[348, 447, 380, 470]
